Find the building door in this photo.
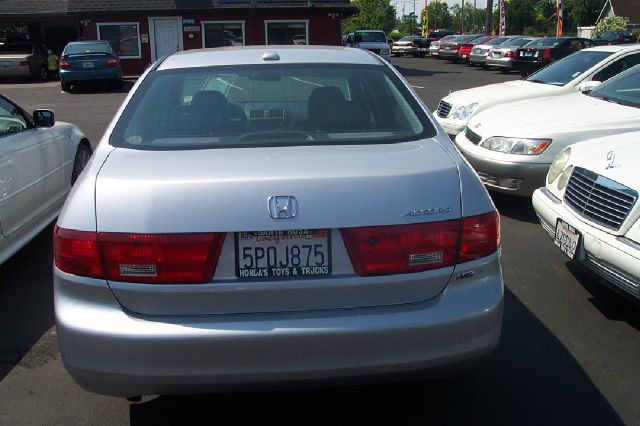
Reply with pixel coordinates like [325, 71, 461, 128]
[150, 17, 182, 61]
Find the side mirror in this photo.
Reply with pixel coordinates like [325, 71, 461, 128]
[577, 80, 601, 93]
[33, 109, 55, 127]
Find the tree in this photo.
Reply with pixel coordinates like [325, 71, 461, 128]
[398, 13, 419, 35]
[505, 0, 536, 35]
[567, 0, 606, 29]
[343, 0, 396, 34]
[426, 1, 454, 31]
[595, 15, 630, 36]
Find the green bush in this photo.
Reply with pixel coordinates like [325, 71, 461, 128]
[633, 28, 640, 42]
[388, 31, 406, 41]
[595, 15, 630, 36]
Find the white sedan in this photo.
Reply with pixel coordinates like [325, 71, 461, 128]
[532, 132, 640, 302]
[454, 64, 640, 196]
[436, 44, 640, 137]
[0, 93, 91, 265]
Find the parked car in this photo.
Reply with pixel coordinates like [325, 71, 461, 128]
[453, 64, 640, 196]
[532, 132, 640, 303]
[53, 46, 503, 397]
[391, 35, 422, 56]
[0, 93, 91, 265]
[468, 36, 521, 68]
[438, 34, 483, 62]
[485, 37, 539, 72]
[59, 40, 124, 92]
[512, 36, 596, 76]
[0, 40, 50, 81]
[429, 35, 457, 57]
[343, 30, 391, 62]
[436, 44, 640, 137]
[457, 35, 496, 64]
[593, 30, 635, 45]
[410, 31, 456, 58]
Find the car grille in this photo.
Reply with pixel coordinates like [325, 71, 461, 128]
[564, 167, 638, 231]
[436, 100, 452, 118]
[465, 127, 482, 145]
[584, 251, 639, 299]
[366, 48, 381, 54]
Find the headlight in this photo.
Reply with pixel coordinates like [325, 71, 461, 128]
[381, 48, 390, 54]
[557, 165, 573, 190]
[452, 103, 479, 120]
[547, 147, 571, 184]
[481, 136, 551, 155]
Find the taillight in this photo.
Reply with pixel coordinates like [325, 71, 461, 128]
[54, 226, 225, 284]
[543, 48, 552, 60]
[18, 61, 30, 67]
[106, 55, 118, 67]
[452, 44, 460, 50]
[504, 50, 514, 58]
[616, 36, 624, 41]
[340, 211, 500, 277]
[59, 57, 71, 70]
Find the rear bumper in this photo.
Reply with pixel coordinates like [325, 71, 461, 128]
[469, 53, 487, 64]
[485, 57, 513, 69]
[532, 188, 640, 301]
[438, 50, 458, 59]
[55, 254, 504, 397]
[0, 66, 31, 78]
[59, 67, 121, 82]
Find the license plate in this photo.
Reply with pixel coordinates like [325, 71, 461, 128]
[236, 229, 331, 280]
[83, 62, 94, 68]
[554, 219, 580, 259]
[445, 46, 451, 50]
[462, 54, 467, 59]
[524, 51, 534, 57]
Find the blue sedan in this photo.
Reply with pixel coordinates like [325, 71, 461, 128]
[59, 40, 123, 92]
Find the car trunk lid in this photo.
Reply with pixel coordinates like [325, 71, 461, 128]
[64, 53, 111, 71]
[96, 141, 463, 316]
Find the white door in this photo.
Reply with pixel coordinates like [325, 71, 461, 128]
[153, 18, 180, 59]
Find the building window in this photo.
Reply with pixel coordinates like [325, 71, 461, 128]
[202, 21, 245, 48]
[265, 21, 308, 45]
[97, 23, 141, 58]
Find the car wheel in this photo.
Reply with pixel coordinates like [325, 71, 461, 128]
[61, 82, 72, 92]
[113, 78, 123, 89]
[500, 69, 510, 74]
[71, 143, 92, 185]
[39, 66, 48, 81]
[481, 63, 488, 69]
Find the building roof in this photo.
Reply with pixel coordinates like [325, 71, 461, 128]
[0, 0, 353, 15]
[610, 0, 640, 23]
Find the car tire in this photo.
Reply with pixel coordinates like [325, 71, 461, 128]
[38, 66, 48, 81]
[481, 63, 488, 69]
[500, 69, 510, 74]
[113, 78, 123, 89]
[71, 143, 92, 185]
[61, 82, 72, 92]
[417, 52, 425, 58]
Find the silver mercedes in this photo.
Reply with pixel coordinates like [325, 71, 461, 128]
[53, 46, 503, 397]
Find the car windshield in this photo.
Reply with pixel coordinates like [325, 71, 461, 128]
[354, 32, 386, 43]
[0, 44, 32, 54]
[471, 36, 493, 44]
[65, 43, 111, 55]
[589, 65, 640, 108]
[449, 35, 478, 43]
[485, 37, 510, 46]
[400, 36, 418, 41]
[505, 38, 534, 47]
[526, 38, 561, 48]
[526, 50, 612, 86]
[111, 63, 435, 150]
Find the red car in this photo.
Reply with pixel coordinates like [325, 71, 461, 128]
[457, 35, 496, 63]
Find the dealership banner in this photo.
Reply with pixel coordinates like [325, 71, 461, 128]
[556, 0, 563, 36]
[499, 0, 506, 36]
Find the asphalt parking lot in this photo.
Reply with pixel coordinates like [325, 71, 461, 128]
[1, 55, 640, 425]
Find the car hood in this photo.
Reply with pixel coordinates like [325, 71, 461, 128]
[355, 42, 389, 49]
[442, 80, 564, 109]
[468, 92, 640, 139]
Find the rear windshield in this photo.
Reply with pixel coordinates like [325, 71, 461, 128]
[485, 37, 510, 45]
[526, 50, 612, 86]
[526, 38, 561, 48]
[0, 44, 32, 54]
[503, 38, 534, 47]
[354, 32, 387, 43]
[64, 43, 112, 55]
[110, 63, 435, 150]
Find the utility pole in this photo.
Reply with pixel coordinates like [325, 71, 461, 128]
[485, 0, 493, 35]
[460, 0, 464, 33]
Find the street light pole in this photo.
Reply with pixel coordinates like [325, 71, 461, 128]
[460, 0, 464, 33]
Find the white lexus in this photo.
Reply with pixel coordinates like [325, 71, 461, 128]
[436, 44, 640, 137]
[533, 132, 640, 302]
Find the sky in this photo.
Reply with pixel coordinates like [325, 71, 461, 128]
[390, 0, 490, 21]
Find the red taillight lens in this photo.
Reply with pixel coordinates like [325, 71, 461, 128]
[543, 48, 552, 60]
[504, 50, 514, 58]
[54, 226, 225, 284]
[340, 212, 500, 277]
[458, 211, 500, 263]
[54, 226, 103, 278]
[18, 61, 30, 67]
[452, 44, 460, 50]
[616, 36, 624, 41]
[59, 57, 71, 70]
[106, 55, 118, 67]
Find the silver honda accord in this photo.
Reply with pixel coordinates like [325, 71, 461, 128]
[54, 46, 503, 397]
